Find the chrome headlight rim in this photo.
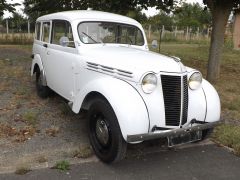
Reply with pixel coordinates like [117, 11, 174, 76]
[188, 71, 202, 90]
[141, 73, 158, 94]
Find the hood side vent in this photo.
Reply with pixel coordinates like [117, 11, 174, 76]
[86, 62, 133, 79]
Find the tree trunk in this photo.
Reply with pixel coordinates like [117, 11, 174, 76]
[206, 5, 232, 83]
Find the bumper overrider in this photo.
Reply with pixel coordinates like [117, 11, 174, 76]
[127, 120, 219, 143]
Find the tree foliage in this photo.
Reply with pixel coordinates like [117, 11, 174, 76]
[23, 0, 178, 21]
[147, 11, 174, 31]
[0, 0, 19, 17]
[145, 3, 211, 32]
[175, 3, 211, 28]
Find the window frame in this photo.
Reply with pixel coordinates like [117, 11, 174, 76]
[41, 21, 51, 43]
[35, 22, 42, 41]
[51, 19, 75, 48]
[77, 21, 145, 46]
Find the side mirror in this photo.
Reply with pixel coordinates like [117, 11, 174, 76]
[59, 36, 70, 47]
[151, 40, 158, 49]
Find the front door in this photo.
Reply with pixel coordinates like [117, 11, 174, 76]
[43, 20, 80, 101]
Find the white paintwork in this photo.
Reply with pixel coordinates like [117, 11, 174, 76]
[202, 79, 221, 122]
[31, 10, 221, 142]
[72, 76, 149, 140]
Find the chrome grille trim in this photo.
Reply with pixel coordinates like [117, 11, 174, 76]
[161, 74, 188, 126]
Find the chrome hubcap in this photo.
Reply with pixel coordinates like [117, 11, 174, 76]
[95, 118, 109, 145]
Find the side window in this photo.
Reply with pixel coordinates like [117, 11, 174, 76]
[51, 20, 75, 48]
[35, 22, 41, 40]
[42, 22, 50, 42]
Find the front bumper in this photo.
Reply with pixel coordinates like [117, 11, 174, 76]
[127, 121, 219, 143]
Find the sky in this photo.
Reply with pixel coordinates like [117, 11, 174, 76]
[3, 0, 204, 19]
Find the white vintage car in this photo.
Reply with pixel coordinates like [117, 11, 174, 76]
[31, 10, 220, 163]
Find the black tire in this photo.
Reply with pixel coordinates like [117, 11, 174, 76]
[88, 97, 127, 163]
[35, 68, 51, 98]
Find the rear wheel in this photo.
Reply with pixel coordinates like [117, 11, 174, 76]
[35, 68, 51, 98]
[88, 97, 127, 163]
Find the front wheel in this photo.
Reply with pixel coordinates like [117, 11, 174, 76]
[88, 97, 127, 163]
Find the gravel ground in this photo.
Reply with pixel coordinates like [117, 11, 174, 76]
[0, 46, 92, 173]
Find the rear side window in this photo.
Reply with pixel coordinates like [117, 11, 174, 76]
[35, 22, 41, 40]
[51, 20, 75, 48]
[42, 22, 51, 42]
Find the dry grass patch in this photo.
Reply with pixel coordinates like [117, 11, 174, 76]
[15, 166, 31, 175]
[213, 124, 240, 156]
[73, 145, 93, 159]
[46, 126, 60, 137]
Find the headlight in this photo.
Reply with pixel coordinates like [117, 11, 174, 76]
[189, 72, 202, 90]
[141, 73, 158, 94]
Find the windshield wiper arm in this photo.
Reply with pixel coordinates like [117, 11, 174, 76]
[82, 32, 100, 43]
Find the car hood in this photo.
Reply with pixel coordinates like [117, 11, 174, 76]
[81, 45, 186, 82]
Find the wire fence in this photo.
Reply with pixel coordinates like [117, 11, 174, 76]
[0, 20, 234, 46]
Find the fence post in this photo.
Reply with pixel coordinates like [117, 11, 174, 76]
[161, 25, 165, 39]
[28, 20, 30, 36]
[186, 27, 189, 41]
[197, 27, 200, 40]
[158, 27, 163, 53]
[6, 19, 9, 34]
[148, 25, 151, 40]
[174, 26, 178, 38]
[207, 27, 210, 39]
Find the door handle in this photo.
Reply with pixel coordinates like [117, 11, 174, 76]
[43, 44, 48, 48]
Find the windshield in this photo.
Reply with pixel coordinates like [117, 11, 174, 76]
[78, 22, 144, 46]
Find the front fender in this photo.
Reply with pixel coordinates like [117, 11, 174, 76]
[202, 79, 221, 122]
[72, 77, 149, 141]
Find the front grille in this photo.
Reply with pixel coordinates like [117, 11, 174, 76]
[161, 75, 188, 126]
[181, 75, 188, 125]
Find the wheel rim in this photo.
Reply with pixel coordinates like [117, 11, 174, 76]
[95, 115, 110, 146]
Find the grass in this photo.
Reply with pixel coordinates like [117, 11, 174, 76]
[53, 160, 70, 171]
[22, 111, 38, 126]
[212, 124, 240, 156]
[0, 33, 34, 45]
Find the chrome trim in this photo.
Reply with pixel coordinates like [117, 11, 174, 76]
[86, 62, 133, 78]
[127, 121, 219, 143]
[180, 75, 183, 125]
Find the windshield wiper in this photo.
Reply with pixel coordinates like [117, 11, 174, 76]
[82, 32, 101, 44]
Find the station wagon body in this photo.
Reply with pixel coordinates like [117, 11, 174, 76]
[31, 10, 220, 163]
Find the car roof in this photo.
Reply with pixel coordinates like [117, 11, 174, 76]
[37, 10, 140, 25]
